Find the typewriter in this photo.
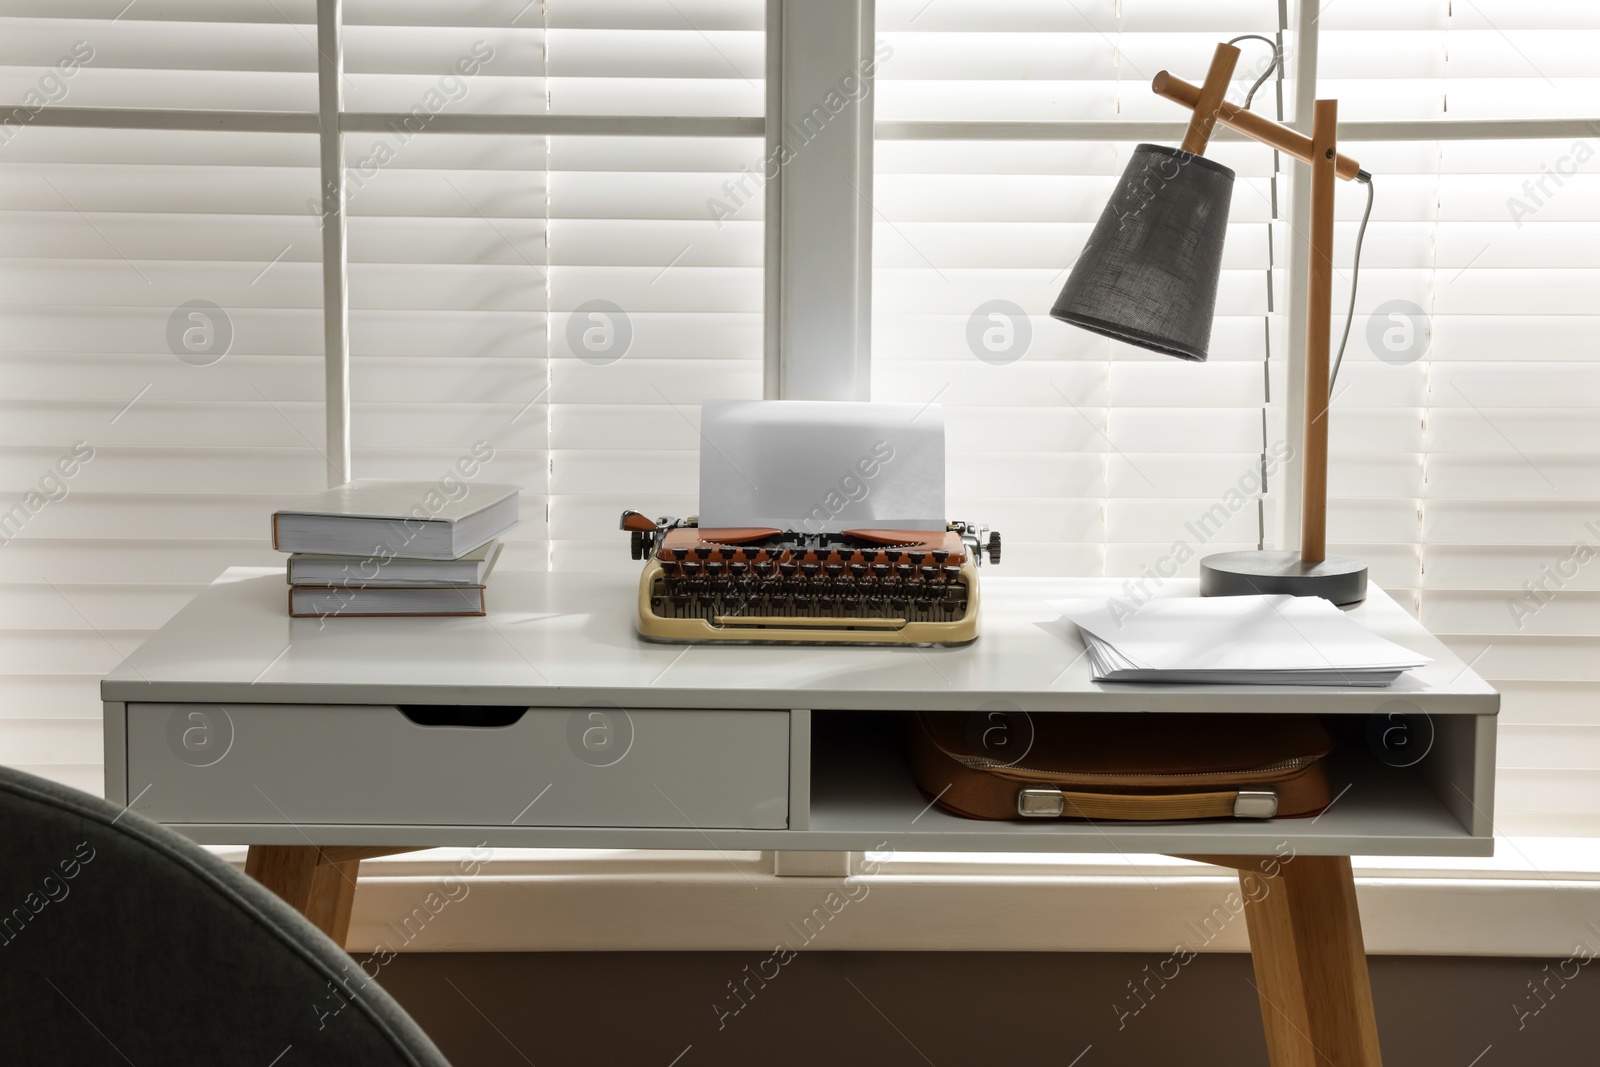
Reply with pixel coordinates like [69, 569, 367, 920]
[621, 512, 1001, 645]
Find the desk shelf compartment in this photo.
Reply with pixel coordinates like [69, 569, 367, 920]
[805, 711, 1495, 858]
[125, 703, 790, 830]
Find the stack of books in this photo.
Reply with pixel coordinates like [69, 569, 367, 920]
[1050, 594, 1429, 687]
[271, 479, 520, 618]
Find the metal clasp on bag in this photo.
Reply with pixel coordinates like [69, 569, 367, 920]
[1017, 789, 1066, 817]
[1233, 790, 1279, 819]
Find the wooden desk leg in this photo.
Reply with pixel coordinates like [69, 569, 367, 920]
[244, 845, 419, 947]
[1238, 855, 1383, 1067]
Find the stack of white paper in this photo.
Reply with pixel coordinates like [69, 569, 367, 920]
[1050, 594, 1430, 686]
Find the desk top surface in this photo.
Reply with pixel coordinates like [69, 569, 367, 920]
[101, 568, 1497, 714]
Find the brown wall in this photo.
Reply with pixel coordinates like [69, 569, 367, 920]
[366, 951, 1587, 1066]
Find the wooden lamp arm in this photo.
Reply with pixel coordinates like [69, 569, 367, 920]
[1154, 67, 1363, 181]
[1178, 43, 1241, 155]
[1156, 41, 1356, 567]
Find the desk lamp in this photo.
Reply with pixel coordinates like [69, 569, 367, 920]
[1051, 41, 1375, 604]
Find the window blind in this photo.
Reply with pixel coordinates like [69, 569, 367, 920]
[1319, 0, 1600, 836]
[1319, 0, 1600, 122]
[873, 0, 1288, 579]
[0, 0, 765, 794]
[0, 3, 323, 795]
[344, 1, 764, 576]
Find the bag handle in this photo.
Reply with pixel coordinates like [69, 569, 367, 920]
[1017, 787, 1278, 821]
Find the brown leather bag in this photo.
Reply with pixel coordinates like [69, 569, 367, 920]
[907, 711, 1334, 821]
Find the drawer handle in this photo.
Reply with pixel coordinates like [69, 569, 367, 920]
[397, 705, 528, 728]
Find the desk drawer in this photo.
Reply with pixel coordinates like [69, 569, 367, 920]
[126, 703, 788, 829]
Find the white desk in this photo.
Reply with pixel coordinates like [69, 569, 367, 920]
[102, 569, 1498, 1067]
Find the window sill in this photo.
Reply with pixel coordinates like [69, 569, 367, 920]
[219, 840, 1600, 958]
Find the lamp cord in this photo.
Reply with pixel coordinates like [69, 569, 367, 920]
[1225, 34, 1375, 392]
[1226, 34, 1281, 110]
[1330, 172, 1375, 389]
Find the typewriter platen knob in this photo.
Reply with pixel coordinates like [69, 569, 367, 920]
[985, 531, 1002, 565]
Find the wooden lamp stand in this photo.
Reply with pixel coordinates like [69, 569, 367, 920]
[1157, 43, 1370, 605]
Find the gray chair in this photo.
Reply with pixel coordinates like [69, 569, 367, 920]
[0, 765, 449, 1065]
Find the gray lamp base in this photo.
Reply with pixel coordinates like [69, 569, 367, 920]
[1199, 550, 1368, 606]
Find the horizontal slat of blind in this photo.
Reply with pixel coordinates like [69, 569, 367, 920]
[1, 2, 314, 21]
[343, 3, 763, 117]
[0, 14, 317, 112]
[876, 0, 1283, 122]
[1320, 1, 1600, 121]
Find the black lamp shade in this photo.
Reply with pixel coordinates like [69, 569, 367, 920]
[1051, 143, 1235, 362]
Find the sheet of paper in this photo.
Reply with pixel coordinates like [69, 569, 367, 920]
[1049, 595, 1429, 674]
[698, 400, 945, 532]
